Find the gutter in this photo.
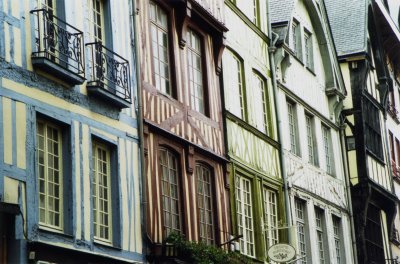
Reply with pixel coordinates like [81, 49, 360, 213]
[130, 0, 147, 260]
[266, 1, 293, 243]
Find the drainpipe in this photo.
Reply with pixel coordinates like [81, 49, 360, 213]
[266, 1, 293, 242]
[130, 0, 147, 260]
[339, 120, 358, 264]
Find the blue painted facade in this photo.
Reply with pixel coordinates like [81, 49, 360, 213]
[0, 0, 143, 263]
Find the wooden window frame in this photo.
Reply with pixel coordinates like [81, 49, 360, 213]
[295, 198, 309, 264]
[363, 99, 384, 160]
[92, 139, 113, 244]
[305, 113, 318, 166]
[253, 0, 261, 27]
[304, 29, 313, 71]
[253, 71, 272, 136]
[195, 162, 216, 245]
[322, 124, 335, 176]
[149, 1, 176, 97]
[315, 207, 327, 264]
[235, 174, 255, 258]
[332, 215, 344, 264]
[159, 146, 182, 237]
[291, 19, 302, 59]
[88, 0, 106, 43]
[287, 99, 300, 156]
[186, 26, 210, 116]
[37, 119, 64, 231]
[263, 187, 279, 249]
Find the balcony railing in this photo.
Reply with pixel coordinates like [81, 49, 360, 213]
[86, 42, 131, 108]
[30, 9, 85, 84]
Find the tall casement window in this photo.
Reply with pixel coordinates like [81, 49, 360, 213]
[253, 0, 260, 27]
[315, 208, 327, 264]
[38, 0, 56, 15]
[322, 125, 334, 175]
[88, 0, 105, 43]
[287, 100, 300, 156]
[160, 148, 181, 236]
[291, 19, 301, 58]
[236, 176, 255, 257]
[304, 30, 313, 70]
[187, 29, 205, 114]
[196, 164, 214, 245]
[364, 99, 383, 159]
[366, 204, 385, 262]
[37, 120, 63, 230]
[92, 140, 112, 243]
[263, 188, 278, 249]
[396, 138, 400, 176]
[332, 216, 343, 264]
[150, 2, 171, 95]
[295, 199, 307, 264]
[389, 131, 395, 170]
[253, 73, 271, 135]
[223, 50, 246, 120]
[305, 114, 318, 166]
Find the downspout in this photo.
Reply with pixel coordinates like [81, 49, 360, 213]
[130, 0, 147, 260]
[339, 119, 358, 264]
[266, 2, 293, 242]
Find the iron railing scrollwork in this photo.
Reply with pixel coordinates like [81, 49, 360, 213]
[86, 42, 132, 103]
[387, 102, 400, 122]
[31, 9, 85, 76]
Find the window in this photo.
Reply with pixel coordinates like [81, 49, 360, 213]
[37, 120, 63, 230]
[396, 138, 400, 176]
[366, 204, 385, 262]
[389, 131, 396, 172]
[150, 2, 171, 95]
[263, 188, 278, 249]
[305, 114, 318, 166]
[253, 0, 260, 27]
[253, 73, 271, 135]
[332, 216, 343, 264]
[291, 20, 301, 58]
[187, 29, 205, 114]
[287, 100, 300, 156]
[38, 0, 56, 16]
[92, 140, 112, 243]
[322, 125, 334, 175]
[364, 99, 383, 159]
[196, 164, 214, 245]
[295, 199, 308, 264]
[160, 148, 181, 236]
[88, 0, 105, 43]
[304, 30, 313, 70]
[236, 175, 255, 257]
[315, 208, 327, 264]
[223, 50, 246, 120]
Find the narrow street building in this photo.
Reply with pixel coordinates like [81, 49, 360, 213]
[270, 0, 355, 263]
[326, 0, 400, 262]
[135, 0, 230, 262]
[0, 0, 142, 263]
[222, 0, 284, 261]
[373, 0, 400, 261]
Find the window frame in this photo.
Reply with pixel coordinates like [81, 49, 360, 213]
[291, 19, 302, 60]
[322, 124, 335, 176]
[305, 113, 318, 166]
[363, 98, 384, 160]
[195, 162, 216, 245]
[148, 1, 176, 97]
[158, 146, 183, 237]
[263, 187, 279, 249]
[235, 174, 255, 258]
[287, 99, 300, 156]
[314, 207, 327, 264]
[252, 0, 261, 28]
[186, 26, 209, 116]
[332, 215, 344, 264]
[304, 28, 314, 71]
[253, 71, 272, 136]
[294, 198, 309, 264]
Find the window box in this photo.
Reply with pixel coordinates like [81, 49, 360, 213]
[31, 9, 85, 85]
[86, 42, 132, 108]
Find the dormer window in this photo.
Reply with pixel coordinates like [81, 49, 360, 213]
[291, 19, 301, 58]
[304, 30, 314, 70]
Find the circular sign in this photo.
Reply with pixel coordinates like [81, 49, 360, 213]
[267, 243, 296, 263]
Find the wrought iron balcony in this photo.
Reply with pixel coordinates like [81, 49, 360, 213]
[30, 9, 85, 85]
[388, 102, 400, 123]
[86, 42, 132, 108]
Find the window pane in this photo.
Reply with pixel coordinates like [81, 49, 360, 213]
[196, 164, 214, 245]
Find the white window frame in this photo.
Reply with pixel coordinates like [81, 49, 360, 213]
[305, 114, 318, 166]
[236, 175, 255, 257]
[315, 208, 327, 264]
[263, 188, 278, 248]
[304, 29, 313, 70]
[295, 199, 307, 264]
[37, 119, 63, 231]
[92, 140, 113, 244]
[287, 100, 300, 156]
[332, 215, 343, 264]
[322, 125, 334, 175]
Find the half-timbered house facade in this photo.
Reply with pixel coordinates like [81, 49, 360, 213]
[0, 0, 143, 263]
[326, 0, 400, 262]
[136, 0, 230, 262]
[222, 0, 284, 262]
[271, 0, 355, 263]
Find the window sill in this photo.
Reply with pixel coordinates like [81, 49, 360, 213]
[366, 149, 386, 165]
[38, 225, 73, 239]
[306, 66, 316, 76]
[94, 239, 122, 251]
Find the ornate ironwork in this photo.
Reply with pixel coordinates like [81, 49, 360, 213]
[86, 42, 132, 103]
[30, 9, 85, 76]
[387, 102, 400, 122]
